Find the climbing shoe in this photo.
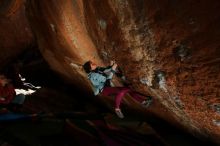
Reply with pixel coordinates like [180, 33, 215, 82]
[115, 108, 124, 119]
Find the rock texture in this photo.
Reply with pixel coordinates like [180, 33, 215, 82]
[0, 0, 34, 68]
[0, 0, 220, 144]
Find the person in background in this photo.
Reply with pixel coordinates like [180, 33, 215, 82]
[0, 75, 25, 111]
[83, 60, 152, 119]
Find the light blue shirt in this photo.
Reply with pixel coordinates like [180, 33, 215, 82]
[88, 67, 114, 95]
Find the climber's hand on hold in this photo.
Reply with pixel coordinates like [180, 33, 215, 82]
[112, 63, 118, 71]
[110, 60, 115, 66]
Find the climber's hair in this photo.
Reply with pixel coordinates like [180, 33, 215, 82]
[83, 61, 92, 73]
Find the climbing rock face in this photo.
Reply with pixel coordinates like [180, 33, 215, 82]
[26, 0, 102, 88]
[82, 1, 220, 142]
[14, 0, 220, 144]
[0, 0, 33, 68]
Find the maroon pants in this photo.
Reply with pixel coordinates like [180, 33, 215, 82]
[101, 87, 145, 109]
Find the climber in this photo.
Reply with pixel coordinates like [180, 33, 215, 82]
[0, 75, 26, 111]
[83, 60, 152, 119]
